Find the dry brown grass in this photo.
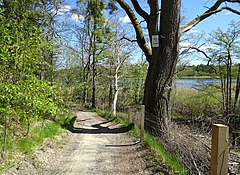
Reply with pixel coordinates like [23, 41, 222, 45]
[157, 123, 211, 174]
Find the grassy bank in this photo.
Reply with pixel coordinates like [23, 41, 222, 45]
[171, 87, 221, 122]
[92, 108, 187, 174]
[0, 120, 68, 172]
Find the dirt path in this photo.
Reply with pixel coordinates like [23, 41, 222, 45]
[3, 110, 167, 175]
[52, 111, 150, 175]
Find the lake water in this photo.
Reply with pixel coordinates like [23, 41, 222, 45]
[173, 79, 222, 89]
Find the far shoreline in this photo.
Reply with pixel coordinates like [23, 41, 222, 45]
[177, 76, 220, 79]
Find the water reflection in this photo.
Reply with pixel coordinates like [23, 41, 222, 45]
[173, 79, 223, 89]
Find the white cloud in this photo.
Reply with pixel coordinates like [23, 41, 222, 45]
[179, 42, 191, 48]
[52, 5, 72, 16]
[179, 42, 216, 50]
[71, 14, 84, 22]
[225, 11, 233, 15]
[199, 45, 216, 51]
[188, 29, 198, 33]
[119, 15, 131, 24]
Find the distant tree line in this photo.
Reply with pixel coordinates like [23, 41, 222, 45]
[176, 64, 240, 78]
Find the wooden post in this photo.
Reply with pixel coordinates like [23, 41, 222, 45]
[211, 124, 229, 175]
[128, 106, 132, 123]
[140, 105, 145, 142]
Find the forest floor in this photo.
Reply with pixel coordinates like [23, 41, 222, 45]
[4, 110, 167, 175]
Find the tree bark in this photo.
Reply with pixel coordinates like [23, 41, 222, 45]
[108, 68, 113, 109]
[113, 47, 119, 116]
[144, 0, 181, 134]
[3, 114, 8, 152]
[233, 64, 240, 113]
[92, 20, 96, 108]
[91, 0, 98, 108]
[113, 85, 118, 116]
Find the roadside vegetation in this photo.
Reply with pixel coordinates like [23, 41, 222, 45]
[0, 121, 65, 172]
[0, 0, 73, 170]
[171, 88, 221, 123]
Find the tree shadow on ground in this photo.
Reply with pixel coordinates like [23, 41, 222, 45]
[105, 141, 140, 147]
[69, 118, 134, 134]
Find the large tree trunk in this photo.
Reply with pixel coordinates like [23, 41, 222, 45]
[144, 0, 181, 135]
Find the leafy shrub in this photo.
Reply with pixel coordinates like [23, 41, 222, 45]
[0, 4, 73, 154]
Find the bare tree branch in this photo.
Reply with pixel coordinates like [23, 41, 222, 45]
[116, 0, 152, 62]
[190, 46, 212, 62]
[189, 46, 218, 73]
[226, 0, 240, 2]
[223, 6, 240, 15]
[147, 0, 159, 36]
[181, 0, 240, 33]
[120, 36, 137, 42]
[131, 0, 149, 23]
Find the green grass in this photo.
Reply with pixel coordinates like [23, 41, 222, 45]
[16, 138, 35, 154]
[33, 122, 63, 140]
[0, 160, 16, 174]
[92, 108, 187, 174]
[17, 121, 64, 154]
[0, 120, 65, 172]
[171, 88, 221, 121]
[143, 132, 186, 174]
[0, 134, 14, 153]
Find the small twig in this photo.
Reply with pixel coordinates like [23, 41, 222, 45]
[188, 133, 211, 152]
[190, 151, 201, 175]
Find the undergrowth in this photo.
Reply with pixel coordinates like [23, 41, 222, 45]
[92, 108, 187, 175]
[0, 120, 65, 172]
[171, 88, 220, 121]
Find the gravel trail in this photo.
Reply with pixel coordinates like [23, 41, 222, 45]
[54, 111, 150, 175]
[4, 111, 151, 175]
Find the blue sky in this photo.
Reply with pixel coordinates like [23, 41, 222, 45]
[60, 0, 239, 65]
[117, 0, 239, 65]
[180, 0, 240, 65]
[116, 0, 239, 31]
[182, 0, 240, 32]
[61, 0, 239, 34]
